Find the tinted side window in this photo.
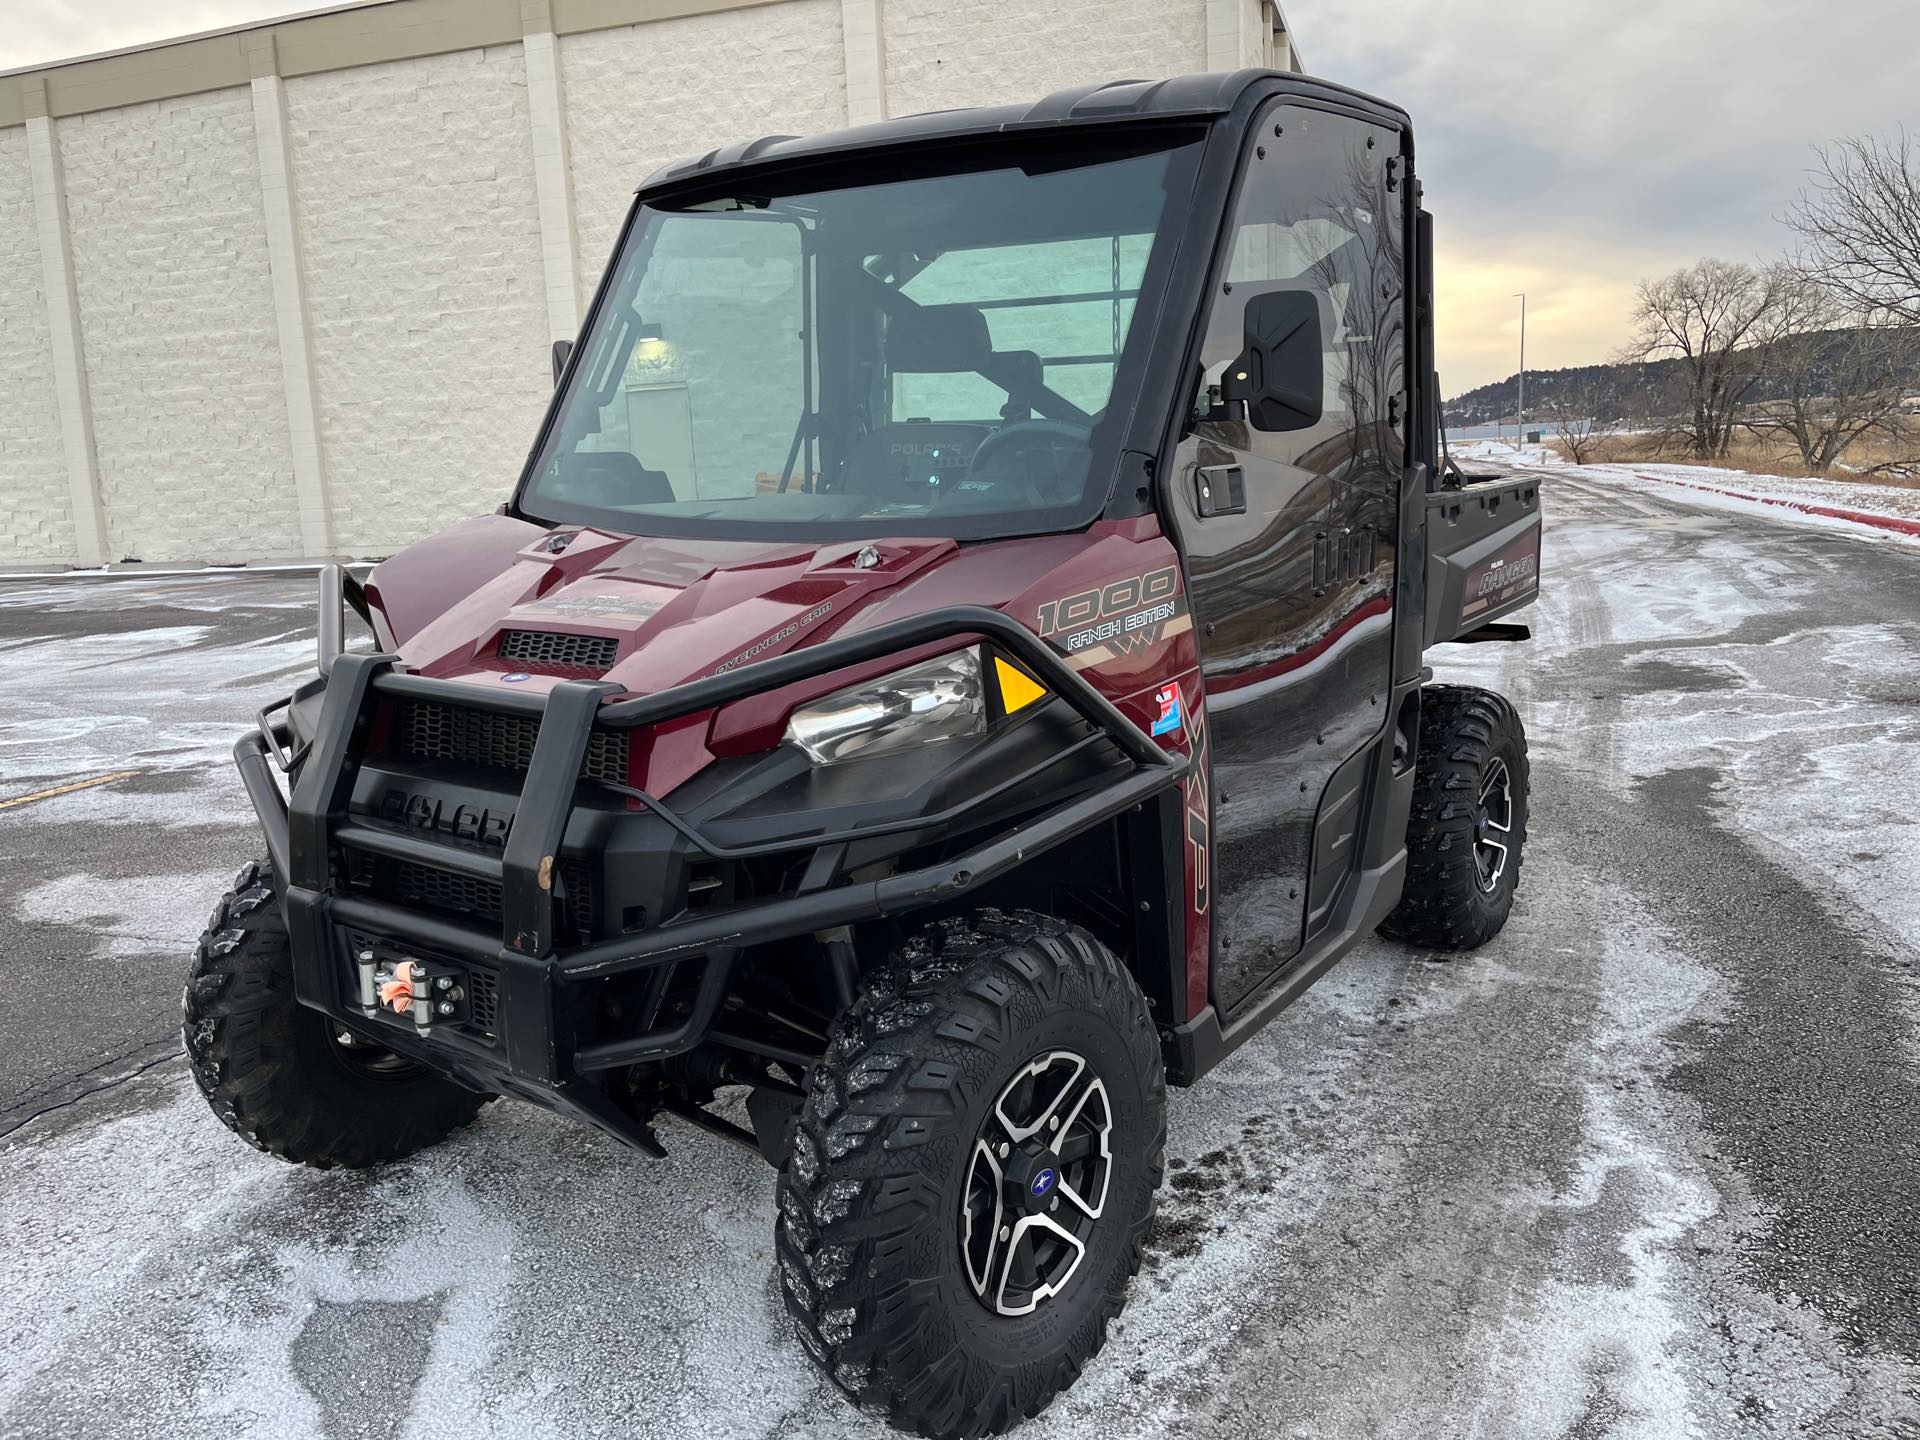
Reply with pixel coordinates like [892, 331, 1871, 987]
[1192, 107, 1405, 470]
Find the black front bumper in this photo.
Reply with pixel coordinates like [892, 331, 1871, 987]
[238, 604, 1185, 1149]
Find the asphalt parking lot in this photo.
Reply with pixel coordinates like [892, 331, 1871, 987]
[3, 472, 1918, 1439]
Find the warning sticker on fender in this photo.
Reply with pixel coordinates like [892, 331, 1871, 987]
[1151, 682, 1184, 736]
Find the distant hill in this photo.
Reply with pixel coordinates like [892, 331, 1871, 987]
[1444, 361, 1668, 428]
[1443, 328, 1920, 427]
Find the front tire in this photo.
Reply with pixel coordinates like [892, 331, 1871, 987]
[776, 910, 1165, 1438]
[182, 859, 489, 1168]
[1379, 684, 1529, 950]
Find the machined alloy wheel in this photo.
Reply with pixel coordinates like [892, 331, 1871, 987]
[1473, 757, 1514, 893]
[961, 1049, 1114, 1316]
[777, 910, 1165, 1439]
[1377, 685, 1530, 951]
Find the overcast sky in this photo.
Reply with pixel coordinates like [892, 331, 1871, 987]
[0, 1, 298, 71]
[1289, 0, 1918, 391]
[6, 0, 1915, 393]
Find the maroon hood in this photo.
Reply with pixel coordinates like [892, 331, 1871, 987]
[360, 512, 1186, 797]
[367, 516, 962, 697]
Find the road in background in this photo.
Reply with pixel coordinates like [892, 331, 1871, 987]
[3, 475, 1918, 1439]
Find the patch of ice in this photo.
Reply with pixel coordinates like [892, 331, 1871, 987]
[1462, 902, 1722, 1437]
[13, 867, 237, 959]
[0, 624, 310, 794]
[1601, 621, 1920, 1014]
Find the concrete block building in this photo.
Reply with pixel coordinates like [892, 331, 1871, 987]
[0, 0, 1300, 568]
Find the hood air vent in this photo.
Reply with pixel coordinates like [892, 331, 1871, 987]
[498, 629, 618, 671]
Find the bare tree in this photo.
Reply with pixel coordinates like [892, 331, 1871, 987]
[1625, 258, 1782, 459]
[1862, 416, 1920, 481]
[1747, 271, 1917, 474]
[1616, 364, 1684, 450]
[1786, 131, 1920, 327]
[1548, 376, 1622, 464]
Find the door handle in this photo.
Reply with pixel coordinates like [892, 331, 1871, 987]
[1195, 464, 1247, 518]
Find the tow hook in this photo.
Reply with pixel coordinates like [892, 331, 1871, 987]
[354, 950, 465, 1034]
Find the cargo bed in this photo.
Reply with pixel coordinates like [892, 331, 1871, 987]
[1424, 473, 1543, 645]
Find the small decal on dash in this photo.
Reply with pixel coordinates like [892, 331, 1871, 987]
[500, 672, 532, 683]
[1151, 682, 1183, 737]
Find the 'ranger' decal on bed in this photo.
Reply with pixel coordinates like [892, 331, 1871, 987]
[1459, 534, 1541, 621]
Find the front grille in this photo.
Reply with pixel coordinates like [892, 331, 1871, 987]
[498, 629, 619, 671]
[465, 967, 499, 1034]
[344, 850, 596, 938]
[398, 701, 627, 785]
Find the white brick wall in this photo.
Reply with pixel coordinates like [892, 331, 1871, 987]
[286, 47, 551, 556]
[59, 89, 300, 562]
[1, 0, 1259, 567]
[560, 0, 848, 290]
[0, 128, 75, 564]
[1243, 0, 1267, 66]
[884, 0, 1207, 118]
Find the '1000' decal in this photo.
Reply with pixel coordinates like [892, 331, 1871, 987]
[1036, 566, 1191, 669]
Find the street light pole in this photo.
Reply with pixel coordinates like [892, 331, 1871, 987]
[1513, 292, 1527, 451]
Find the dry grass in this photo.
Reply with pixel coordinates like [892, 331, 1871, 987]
[1547, 428, 1920, 489]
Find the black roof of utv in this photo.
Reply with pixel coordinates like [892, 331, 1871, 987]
[638, 68, 1409, 196]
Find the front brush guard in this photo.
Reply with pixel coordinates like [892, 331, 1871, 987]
[235, 605, 1186, 1131]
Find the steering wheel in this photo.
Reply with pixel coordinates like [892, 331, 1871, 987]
[968, 421, 1093, 503]
[970, 420, 1090, 471]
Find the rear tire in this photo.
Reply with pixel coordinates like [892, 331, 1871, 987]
[776, 910, 1165, 1438]
[1379, 685, 1529, 950]
[182, 859, 489, 1169]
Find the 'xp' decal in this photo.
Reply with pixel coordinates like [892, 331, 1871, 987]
[1037, 566, 1190, 667]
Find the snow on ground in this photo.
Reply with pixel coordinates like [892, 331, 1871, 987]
[1452, 438, 1559, 468]
[1623, 466, 1920, 523]
[1443, 457, 1920, 984]
[0, 588, 311, 829]
[15, 868, 241, 963]
[1455, 439, 1920, 539]
[6, 496, 1920, 1438]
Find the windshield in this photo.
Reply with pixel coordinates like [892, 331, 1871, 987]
[519, 131, 1203, 541]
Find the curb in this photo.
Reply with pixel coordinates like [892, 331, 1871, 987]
[1633, 472, 1920, 539]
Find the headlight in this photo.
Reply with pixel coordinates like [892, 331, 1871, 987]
[785, 648, 985, 764]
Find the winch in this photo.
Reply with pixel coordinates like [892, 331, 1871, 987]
[353, 949, 466, 1033]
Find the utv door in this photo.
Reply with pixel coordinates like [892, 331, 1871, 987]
[1167, 104, 1407, 1013]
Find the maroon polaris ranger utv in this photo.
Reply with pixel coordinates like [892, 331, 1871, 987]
[185, 68, 1540, 1437]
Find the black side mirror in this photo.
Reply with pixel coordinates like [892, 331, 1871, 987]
[551, 339, 573, 386]
[1218, 290, 1323, 432]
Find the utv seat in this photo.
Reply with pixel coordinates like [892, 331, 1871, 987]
[842, 301, 1059, 502]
